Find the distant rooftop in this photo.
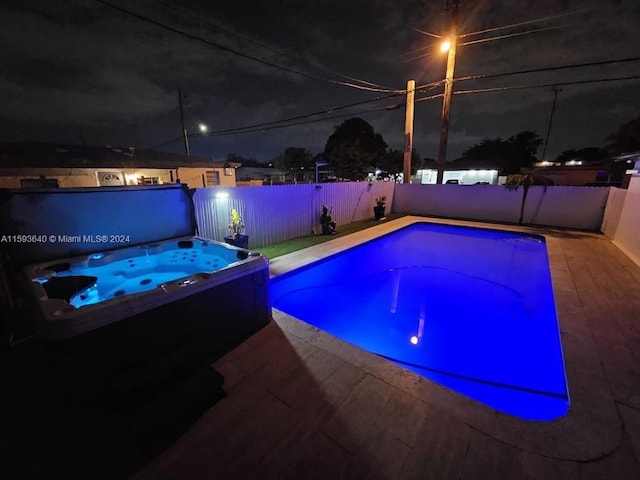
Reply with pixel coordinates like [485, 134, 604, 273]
[0, 142, 238, 169]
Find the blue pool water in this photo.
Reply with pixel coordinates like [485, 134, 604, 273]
[271, 223, 569, 421]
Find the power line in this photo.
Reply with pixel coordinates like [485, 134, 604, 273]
[199, 105, 399, 137]
[459, 10, 587, 38]
[453, 74, 640, 96]
[182, 74, 640, 139]
[404, 25, 567, 63]
[151, 70, 640, 146]
[459, 25, 568, 47]
[93, 0, 402, 93]
[153, 0, 393, 90]
[410, 27, 442, 39]
[149, 78, 446, 149]
[148, 92, 407, 149]
[454, 56, 640, 83]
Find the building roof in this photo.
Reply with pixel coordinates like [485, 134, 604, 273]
[0, 142, 236, 169]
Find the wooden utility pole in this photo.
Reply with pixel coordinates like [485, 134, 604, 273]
[541, 86, 562, 162]
[436, 0, 460, 184]
[403, 79, 416, 183]
[178, 88, 190, 156]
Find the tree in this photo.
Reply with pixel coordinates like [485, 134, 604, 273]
[508, 131, 542, 161]
[272, 147, 314, 182]
[376, 148, 422, 182]
[504, 169, 551, 225]
[458, 130, 543, 174]
[323, 118, 387, 181]
[603, 116, 640, 155]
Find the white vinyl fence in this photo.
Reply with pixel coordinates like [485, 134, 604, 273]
[193, 182, 395, 248]
[393, 184, 611, 231]
[193, 182, 613, 249]
[602, 176, 640, 267]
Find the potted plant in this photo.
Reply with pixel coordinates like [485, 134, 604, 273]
[224, 208, 249, 249]
[373, 196, 386, 220]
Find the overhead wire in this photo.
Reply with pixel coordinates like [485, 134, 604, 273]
[458, 25, 568, 47]
[453, 74, 640, 96]
[459, 10, 588, 38]
[117, 2, 639, 149]
[454, 57, 640, 83]
[149, 78, 447, 148]
[158, 72, 640, 141]
[154, 0, 393, 90]
[148, 92, 408, 149]
[93, 0, 402, 93]
[150, 61, 640, 147]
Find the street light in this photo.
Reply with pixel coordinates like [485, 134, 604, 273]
[181, 122, 209, 157]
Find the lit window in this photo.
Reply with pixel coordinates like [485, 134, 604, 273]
[224, 168, 233, 176]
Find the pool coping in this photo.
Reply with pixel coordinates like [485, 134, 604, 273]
[268, 215, 621, 462]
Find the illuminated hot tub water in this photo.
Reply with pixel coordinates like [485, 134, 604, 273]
[33, 239, 247, 309]
[271, 223, 569, 421]
[26, 236, 270, 343]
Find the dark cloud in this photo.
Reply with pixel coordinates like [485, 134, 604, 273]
[0, 0, 639, 162]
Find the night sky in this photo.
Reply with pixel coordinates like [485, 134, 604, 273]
[1, 0, 639, 163]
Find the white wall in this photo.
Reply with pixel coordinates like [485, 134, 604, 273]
[602, 176, 640, 267]
[193, 182, 395, 248]
[393, 184, 610, 231]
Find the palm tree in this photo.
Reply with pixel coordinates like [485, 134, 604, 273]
[504, 169, 551, 225]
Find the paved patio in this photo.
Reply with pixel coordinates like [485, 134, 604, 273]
[135, 216, 640, 479]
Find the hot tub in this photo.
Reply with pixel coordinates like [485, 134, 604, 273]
[23, 236, 271, 378]
[26, 235, 270, 341]
[2, 184, 270, 379]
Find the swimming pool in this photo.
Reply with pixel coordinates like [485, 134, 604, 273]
[271, 222, 569, 421]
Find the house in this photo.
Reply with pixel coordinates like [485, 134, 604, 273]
[0, 143, 240, 189]
[413, 155, 626, 186]
[413, 159, 500, 185]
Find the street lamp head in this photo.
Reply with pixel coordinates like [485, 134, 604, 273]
[440, 40, 451, 52]
[198, 123, 208, 133]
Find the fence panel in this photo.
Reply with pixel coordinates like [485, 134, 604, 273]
[393, 184, 610, 231]
[193, 181, 395, 248]
[194, 182, 611, 249]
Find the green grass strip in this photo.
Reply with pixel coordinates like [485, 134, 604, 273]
[254, 213, 406, 259]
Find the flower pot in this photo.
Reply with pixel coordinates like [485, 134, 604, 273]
[373, 205, 386, 220]
[224, 235, 249, 250]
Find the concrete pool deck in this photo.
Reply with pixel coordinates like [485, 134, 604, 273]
[136, 216, 640, 479]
